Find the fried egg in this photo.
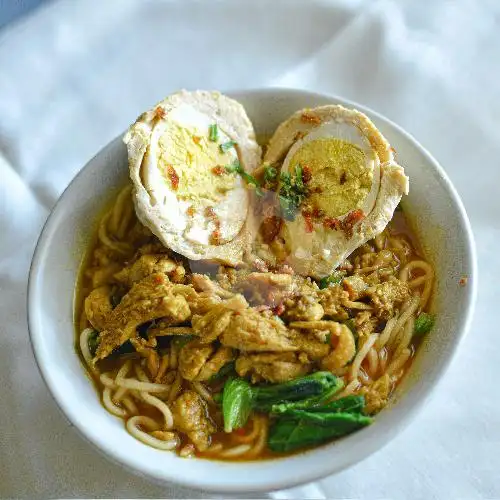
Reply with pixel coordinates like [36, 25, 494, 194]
[263, 105, 409, 278]
[124, 90, 261, 265]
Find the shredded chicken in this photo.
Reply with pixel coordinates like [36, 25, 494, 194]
[318, 285, 350, 320]
[354, 310, 378, 337]
[283, 294, 324, 322]
[343, 275, 368, 300]
[84, 285, 113, 331]
[191, 273, 234, 298]
[365, 278, 410, 319]
[191, 295, 248, 343]
[94, 273, 191, 360]
[179, 341, 234, 381]
[233, 272, 296, 306]
[220, 309, 297, 352]
[360, 373, 392, 414]
[236, 352, 311, 383]
[114, 254, 185, 286]
[171, 391, 215, 451]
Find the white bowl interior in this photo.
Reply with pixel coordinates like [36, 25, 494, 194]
[28, 88, 476, 493]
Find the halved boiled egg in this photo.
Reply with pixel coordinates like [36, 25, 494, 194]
[263, 105, 409, 278]
[124, 90, 261, 265]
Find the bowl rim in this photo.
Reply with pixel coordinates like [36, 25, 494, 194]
[27, 87, 477, 493]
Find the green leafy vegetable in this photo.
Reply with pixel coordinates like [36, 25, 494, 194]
[414, 312, 435, 336]
[268, 412, 372, 453]
[318, 270, 346, 289]
[278, 167, 308, 221]
[303, 395, 366, 414]
[208, 123, 218, 142]
[87, 330, 99, 357]
[221, 372, 343, 432]
[253, 372, 342, 411]
[269, 375, 344, 413]
[209, 361, 236, 383]
[222, 378, 254, 432]
[220, 140, 237, 153]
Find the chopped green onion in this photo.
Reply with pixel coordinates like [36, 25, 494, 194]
[318, 270, 346, 289]
[295, 164, 304, 190]
[264, 166, 278, 183]
[208, 123, 219, 142]
[226, 160, 263, 195]
[220, 140, 237, 153]
[278, 169, 307, 221]
[225, 160, 243, 174]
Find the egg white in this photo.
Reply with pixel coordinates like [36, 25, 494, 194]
[142, 103, 247, 247]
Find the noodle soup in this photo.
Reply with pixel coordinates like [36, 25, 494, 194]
[76, 187, 434, 460]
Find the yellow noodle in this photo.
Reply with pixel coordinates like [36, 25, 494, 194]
[246, 416, 269, 459]
[155, 354, 170, 383]
[377, 317, 397, 349]
[168, 372, 182, 403]
[170, 344, 178, 370]
[387, 296, 420, 350]
[110, 185, 132, 235]
[191, 381, 213, 404]
[126, 416, 178, 451]
[393, 316, 415, 360]
[113, 386, 128, 403]
[179, 444, 195, 458]
[121, 396, 138, 415]
[98, 211, 132, 255]
[358, 369, 372, 386]
[102, 387, 127, 417]
[343, 300, 372, 310]
[335, 379, 361, 398]
[218, 444, 252, 458]
[367, 347, 379, 379]
[134, 363, 150, 383]
[114, 378, 170, 393]
[79, 328, 97, 371]
[232, 415, 261, 444]
[99, 372, 116, 388]
[206, 443, 223, 454]
[141, 392, 174, 429]
[400, 260, 434, 309]
[350, 333, 377, 381]
[116, 359, 132, 382]
[378, 347, 388, 373]
[387, 348, 412, 376]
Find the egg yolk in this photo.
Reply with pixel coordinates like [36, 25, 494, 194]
[157, 122, 236, 202]
[289, 138, 373, 217]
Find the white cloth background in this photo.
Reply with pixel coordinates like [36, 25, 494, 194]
[0, 0, 498, 497]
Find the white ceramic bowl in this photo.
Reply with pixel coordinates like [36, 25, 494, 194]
[28, 88, 477, 493]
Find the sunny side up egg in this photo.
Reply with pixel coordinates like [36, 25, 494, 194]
[263, 105, 409, 278]
[124, 90, 261, 265]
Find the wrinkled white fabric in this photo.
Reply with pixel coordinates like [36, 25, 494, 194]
[0, 0, 499, 498]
